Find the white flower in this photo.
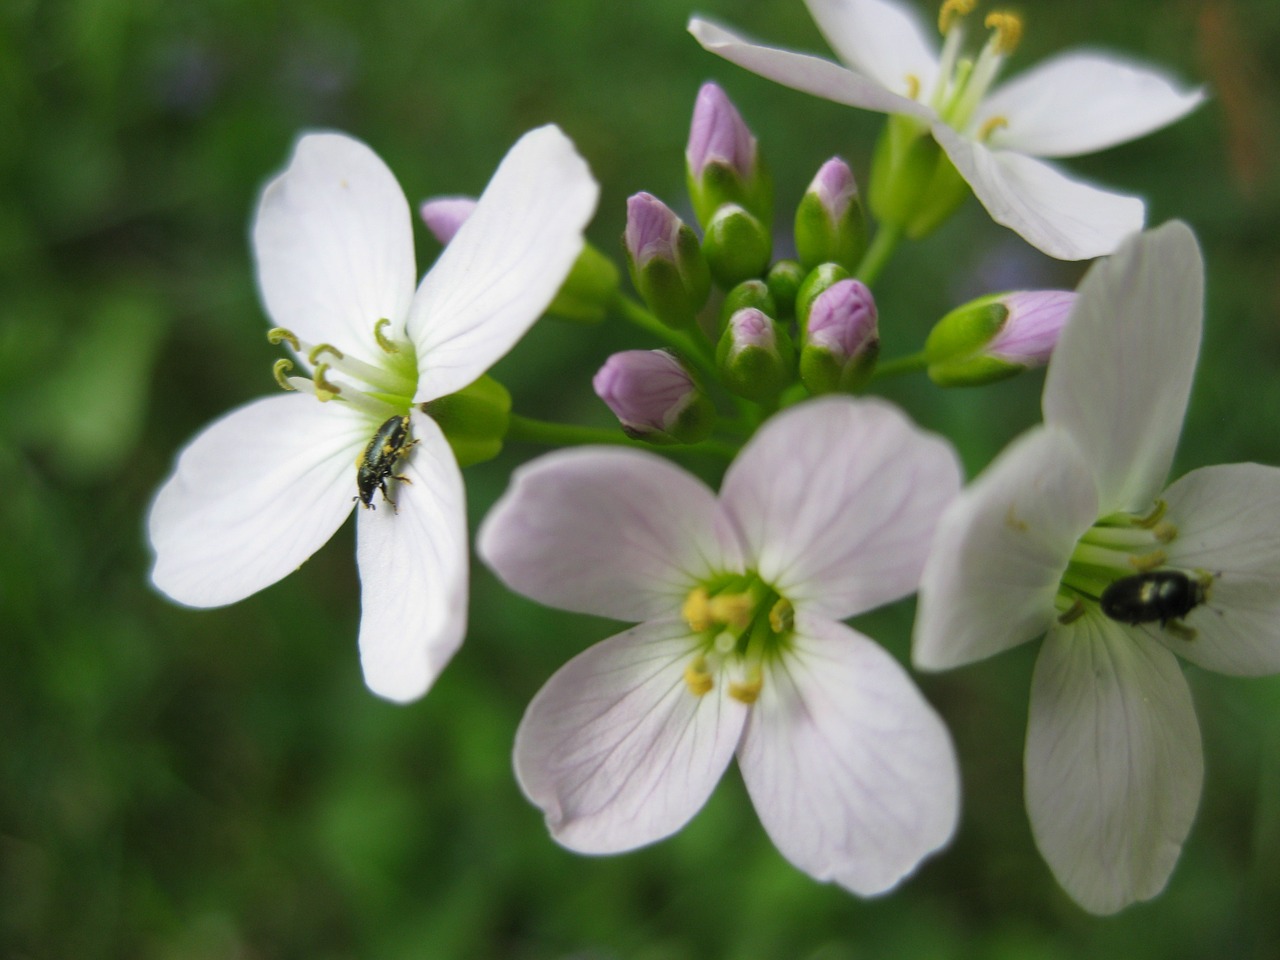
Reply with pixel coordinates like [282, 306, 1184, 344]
[689, 0, 1204, 260]
[478, 397, 962, 895]
[912, 221, 1280, 913]
[148, 126, 599, 703]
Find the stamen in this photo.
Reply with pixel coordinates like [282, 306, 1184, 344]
[976, 115, 1008, 141]
[729, 674, 763, 704]
[309, 343, 345, 365]
[904, 73, 921, 100]
[1134, 500, 1168, 528]
[1153, 520, 1178, 544]
[984, 12, 1023, 55]
[938, 0, 975, 35]
[683, 587, 712, 633]
[768, 598, 794, 634]
[374, 318, 400, 354]
[267, 327, 300, 351]
[684, 657, 714, 696]
[272, 358, 296, 391]
[708, 592, 753, 631]
[713, 631, 737, 655]
[312, 363, 342, 402]
[1057, 598, 1086, 624]
[1128, 549, 1168, 572]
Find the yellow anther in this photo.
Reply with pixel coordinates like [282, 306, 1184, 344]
[729, 675, 763, 705]
[312, 363, 341, 402]
[272, 358, 296, 391]
[708, 592, 753, 631]
[976, 115, 1008, 142]
[1128, 549, 1168, 572]
[1134, 500, 1168, 528]
[904, 73, 921, 100]
[684, 658, 714, 697]
[268, 327, 300, 350]
[938, 0, 975, 34]
[984, 12, 1023, 55]
[309, 343, 345, 365]
[683, 587, 712, 633]
[768, 598, 794, 634]
[1057, 598, 1085, 625]
[374, 317, 400, 353]
[1153, 520, 1179, 544]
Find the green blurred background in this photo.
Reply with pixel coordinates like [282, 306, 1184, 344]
[4, 0, 1280, 956]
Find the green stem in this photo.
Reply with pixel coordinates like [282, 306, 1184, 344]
[854, 222, 903, 287]
[870, 351, 928, 381]
[613, 293, 718, 381]
[506, 414, 738, 461]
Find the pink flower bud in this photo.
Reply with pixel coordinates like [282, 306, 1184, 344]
[624, 192, 683, 268]
[726, 307, 776, 355]
[807, 279, 878, 361]
[686, 82, 757, 180]
[592, 350, 713, 443]
[419, 196, 478, 244]
[810, 157, 857, 222]
[985, 290, 1076, 365]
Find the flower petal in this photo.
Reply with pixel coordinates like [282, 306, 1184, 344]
[1026, 616, 1202, 915]
[410, 125, 599, 402]
[354, 414, 467, 703]
[720, 396, 961, 620]
[477, 448, 740, 622]
[688, 18, 933, 119]
[803, 0, 940, 95]
[513, 618, 748, 854]
[253, 132, 417, 367]
[738, 615, 959, 896]
[1042, 220, 1203, 513]
[913, 426, 1098, 671]
[982, 52, 1206, 159]
[149, 394, 370, 607]
[1157, 463, 1280, 676]
[931, 124, 1146, 261]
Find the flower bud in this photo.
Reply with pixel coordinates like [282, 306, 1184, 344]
[702, 203, 771, 289]
[765, 259, 805, 321]
[800, 279, 879, 394]
[925, 290, 1076, 386]
[593, 350, 715, 444]
[794, 158, 867, 272]
[421, 374, 511, 466]
[422, 194, 617, 323]
[624, 192, 711, 330]
[716, 307, 794, 402]
[719, 279, 777, 333]
[686, 82, 773, 229]
[794, 262, 851, 332]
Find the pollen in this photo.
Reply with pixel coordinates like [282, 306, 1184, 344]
[904, 73, 921, 100]
[1153, 520, 1179, 544]
[374, 317, 400, 353]
[938, 0, 976, 35]
[682, 587, 712, 633]
[768, 598, 794, 634]
[684, 657, 714, 696]
[984, 12, 1023, 55]
[729, 675, 763, 704]
[267, 327, 300, 350]
[272, 358, 296, 391]
[708, 592, 753, 630]
[977, 115, 1008, 142]
[312, 363, 341, 402]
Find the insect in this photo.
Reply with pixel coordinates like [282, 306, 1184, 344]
[355, 414, 417, 510]
[1099, 570, 1209, 629]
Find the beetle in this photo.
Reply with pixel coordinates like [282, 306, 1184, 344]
[1099, 570, 1208, 628]
[355, 414, 417, 510]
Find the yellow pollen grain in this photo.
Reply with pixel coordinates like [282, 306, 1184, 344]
[684, 658, 714, 697]
[309, 342, 345, 365]
[1128, 548, 1168, 572]
[977, 115, 1008, 142]
[938, 0, 975, 35]
[708, 593, 753, 630]
[682, 587, 712, 633]
[1153, 520, 1179, 544]
[267, 327, 300, 350]
[768, 598, 794, 634]
[729, 676, 763, 704]
[312, 363, 341, 402]
[985, 12, 1023, 54]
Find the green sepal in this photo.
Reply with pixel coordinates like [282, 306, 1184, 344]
[923, 295, 1024, 386]
[688, 157, 774, 233]
[868, 116, 970, 239]
[799, 338, 880, 396]
[548, 243, 620, 324]
[631, 391, 717, 446]
[794, 186, 868, 273]
[421, 374, 511, 467]
[625, 222, 711, 330]
[765, 260, 805, 321]
[702, 204, 772, 289]
[716, 313, 795, 402]
[794, 262, 851, 333]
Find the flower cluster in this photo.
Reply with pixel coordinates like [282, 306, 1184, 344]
[144, 0, 1276, 921]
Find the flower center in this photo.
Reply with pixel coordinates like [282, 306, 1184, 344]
[1055, 500, 1213, 628]
[929, 2, 1023, 136]
[267, 319, 419, 421]
[680, 571, 794, 704]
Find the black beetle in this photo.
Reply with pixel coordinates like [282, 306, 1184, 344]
[355, 414, 416, 510]
[1099, 570, 1207, 627]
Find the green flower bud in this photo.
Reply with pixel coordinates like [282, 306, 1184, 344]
[719, 279, 777, 334]
[686, 82, 773, 229]
[799, 279, 879, 395]
[703, 203, 772, 289]
[765, 259, 805, 321]
[716, 307, 794, 402]
[794, 262, 851, 332]
[926, 290, 1077, 386]
[421, 374, 511, 467]
[624, 192, 711, 330]
[794, 157, 868, 272]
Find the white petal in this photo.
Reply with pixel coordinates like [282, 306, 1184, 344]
[477, 447, 741, 622]
[738, 615, 959, 896]
[982, 52, 1206, 159]
[513, 619, 748, 854]
[688, 18, 933, 119]
[913, 426, 1098, 671]
[253, 132, 416, 367]
[149, 394, 369, 607]
[355, 414, 467, 703]
[1157, 463, 1280, 676]
[1043, 221, 1203, 513]
[720, 397, 961, 620]
[410, 126, 598, 402]
[1026, 616, 1202, 915]
[803, 0, 940, 95]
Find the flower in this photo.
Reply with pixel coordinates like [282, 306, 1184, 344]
[478, 397, 962, 895]
[689, 0, 1204, 260]
[148, 126, 598, 703]
[912, 221, 1280, 913]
